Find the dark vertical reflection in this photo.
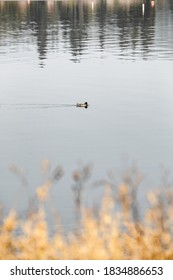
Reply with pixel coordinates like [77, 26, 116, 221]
[59, 0, 90, 62]
[141, 1, 155, 59]
[96, 0, 107, 52]
[29, 1, 48, 67]
[115, 0, 155, 59]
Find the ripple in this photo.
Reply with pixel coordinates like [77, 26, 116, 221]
[0, 1, 173, 64]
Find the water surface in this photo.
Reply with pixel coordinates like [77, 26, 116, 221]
[0, 0, 173, 231]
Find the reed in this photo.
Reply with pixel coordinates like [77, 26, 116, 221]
[0, 163, 173, 260]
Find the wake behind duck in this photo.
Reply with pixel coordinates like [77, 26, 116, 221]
[0, 102, 89, 109]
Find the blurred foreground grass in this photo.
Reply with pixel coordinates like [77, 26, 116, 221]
[0, 162, 173, 260]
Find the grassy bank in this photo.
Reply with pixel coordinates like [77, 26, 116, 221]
[0, 163, 173, 260]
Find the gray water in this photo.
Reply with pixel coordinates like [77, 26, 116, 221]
[0, 0, 173, 231]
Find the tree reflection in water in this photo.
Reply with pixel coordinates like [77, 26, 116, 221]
[0, 0, 172, 66]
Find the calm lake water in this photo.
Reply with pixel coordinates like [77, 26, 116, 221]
[0, 0, 173, 231]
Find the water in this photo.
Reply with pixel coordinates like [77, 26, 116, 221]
[0, 0, 173, 231]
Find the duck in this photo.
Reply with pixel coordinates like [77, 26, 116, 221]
[76, 102, 88, 108]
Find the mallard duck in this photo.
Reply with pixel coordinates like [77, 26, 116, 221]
[76, 102, 88, 108]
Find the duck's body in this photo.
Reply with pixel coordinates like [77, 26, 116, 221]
[76, 102, 88, 108]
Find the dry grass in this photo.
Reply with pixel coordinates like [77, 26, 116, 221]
[0, 163, 173, 260]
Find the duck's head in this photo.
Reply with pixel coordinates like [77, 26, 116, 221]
[84, 102, 88, 108]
